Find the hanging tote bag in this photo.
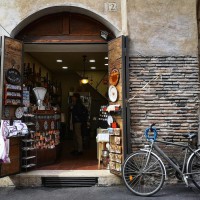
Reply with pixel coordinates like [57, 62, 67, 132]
[0, 120, 10, 163]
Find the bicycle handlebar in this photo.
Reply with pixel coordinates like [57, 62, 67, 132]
[144, 123, 158, 141]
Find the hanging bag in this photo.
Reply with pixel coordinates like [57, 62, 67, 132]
[0, 120, 10, 163]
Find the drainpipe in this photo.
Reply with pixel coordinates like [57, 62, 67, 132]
[121, 0, 128, 36]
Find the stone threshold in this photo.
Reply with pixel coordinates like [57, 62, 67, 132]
[0, 170, 122, 187]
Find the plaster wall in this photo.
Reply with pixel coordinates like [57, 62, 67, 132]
[0, 0, 198, 56]
[0, 0, 122, 37]
[127, 0, 198, 56]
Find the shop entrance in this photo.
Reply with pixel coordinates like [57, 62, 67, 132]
[0, 11, 128, 177]
[23, 46, 110, 170]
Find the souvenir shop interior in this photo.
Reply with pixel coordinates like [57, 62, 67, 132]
[0, 37, 124, 176]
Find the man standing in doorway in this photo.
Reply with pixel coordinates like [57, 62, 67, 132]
[71, 93, 87, 156]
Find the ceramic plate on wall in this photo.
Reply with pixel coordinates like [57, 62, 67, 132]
[15, 107, 24, 119]
[109, 68, 120, 86]
[108, 85, 118, 102]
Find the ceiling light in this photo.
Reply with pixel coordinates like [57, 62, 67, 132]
[91, 67, 96, 70]
[89, 59, 95, 63]
[105, 57, 108, 59]
[62, 66, 68, 69]
[81, 78, 89, 84]
[104, 63, 108, 66]
[57, 59, 62, 63]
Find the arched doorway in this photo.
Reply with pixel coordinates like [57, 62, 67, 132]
[15, 12, 116, 170]
[0, 8, 128, 178]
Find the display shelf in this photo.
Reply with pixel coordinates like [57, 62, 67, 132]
[22, 147, 36, 151]
[23, 114, 35, 117]
[21, 115, 37, 172]
[5, 88, 22, 92]
[4, 103, 21, 106]
[26, 122, 35, 126]
[21, 164, 36, 169]
[5, 96, 22, 99]
[5, 84, 22, 91]
[22, 139, 35, 142]
[22, 156, 36, 160]
[4, 84, 22, 106]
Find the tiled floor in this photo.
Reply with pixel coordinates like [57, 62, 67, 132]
[37, 139, 99, 170]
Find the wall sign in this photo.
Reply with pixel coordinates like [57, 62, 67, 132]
[5, 68, 21, 85]
[104, 2, 118, 12]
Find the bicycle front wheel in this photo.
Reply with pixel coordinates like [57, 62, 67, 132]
[122, 151, 165, 196]
[188, 149, 200, 190]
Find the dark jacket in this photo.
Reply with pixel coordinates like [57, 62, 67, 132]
[72, 102, 88, 123]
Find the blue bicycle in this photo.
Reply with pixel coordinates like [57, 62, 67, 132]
[122, 123, 200, 196]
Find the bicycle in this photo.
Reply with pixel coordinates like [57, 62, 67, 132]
[122, 123, 200, 196]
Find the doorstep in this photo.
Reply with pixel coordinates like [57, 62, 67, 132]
[0, 170, 123, 187]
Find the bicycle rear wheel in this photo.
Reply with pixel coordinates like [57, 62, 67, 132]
[122, 151, 165, 196]
[188, 149, 200, 190]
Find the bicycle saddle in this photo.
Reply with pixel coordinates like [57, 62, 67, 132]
[182, 133, 197, 139]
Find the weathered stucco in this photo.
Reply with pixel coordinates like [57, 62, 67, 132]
[127, 0, 198, 56]
[0, 0, 198, 56]
[0, 0, 122, 37]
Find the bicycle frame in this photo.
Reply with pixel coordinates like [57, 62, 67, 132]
[142, 139, 198, 178]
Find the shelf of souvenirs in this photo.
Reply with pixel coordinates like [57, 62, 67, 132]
[5, 91, 22, 98]
[100, 105, 121, 113]
[23, 64, 62, 96]
[31, 130, 60, 149]
[4, 98, 22, 106]
[109, 153, 122, 164]
[109, 162, 121, 172]
[5, 84, 22, 91]
[4, 84, 22, 106]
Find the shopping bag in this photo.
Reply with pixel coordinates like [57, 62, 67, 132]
[0, 120, 10, 163]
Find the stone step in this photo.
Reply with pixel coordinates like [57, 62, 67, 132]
[0, 170, 122, 187]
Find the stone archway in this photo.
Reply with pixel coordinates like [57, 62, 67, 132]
[11, 5, 121, 39]
[15, 12, 115, 43]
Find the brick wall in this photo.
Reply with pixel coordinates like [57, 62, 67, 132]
[129, 56, 200, 153]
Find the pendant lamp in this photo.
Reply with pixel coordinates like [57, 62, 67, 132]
[33, 87, 47, 110]
[80, 55, 89, 84]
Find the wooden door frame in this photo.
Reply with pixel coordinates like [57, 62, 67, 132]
[121, 36, 131, 158]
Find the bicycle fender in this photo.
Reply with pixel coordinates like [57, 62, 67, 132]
[186, 148, 200, 173]
[140, 149, 167, 180]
